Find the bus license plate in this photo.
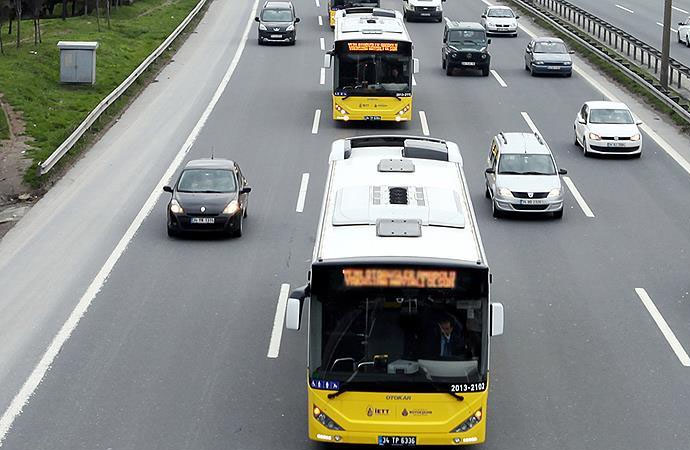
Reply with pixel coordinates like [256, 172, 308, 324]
[191, 217, 214, 224]
[461, 61, 475, 66]
[378, 436, 416, 447]
[364, 116, 381, 121]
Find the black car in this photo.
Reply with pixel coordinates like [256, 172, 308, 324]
[441, 21, 491, 76]
[256, 1, 300, 45]
[164, 159, 251, 237]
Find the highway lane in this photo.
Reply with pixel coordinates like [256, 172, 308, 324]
[1, 0, 690, 448]
[566, 0, 690, 67]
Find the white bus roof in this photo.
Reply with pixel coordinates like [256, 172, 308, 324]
[334, 8, 412, 44]
[313, 136, 486, 267]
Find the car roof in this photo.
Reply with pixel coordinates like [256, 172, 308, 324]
[263, 1, 292, 9]
[534, 37, 564, 43]
[585, 100, 629, 110]
[446, 21, 486, 31]
[183, 159, 236, 170]
[487, 5, 513, 10]
[497, 132, 551, 155]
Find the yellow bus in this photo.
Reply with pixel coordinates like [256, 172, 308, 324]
[286, 135, 505, 446]
[325, 8, 419, 122]
[327, 0, 380, 28]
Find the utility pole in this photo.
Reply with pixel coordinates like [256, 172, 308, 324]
[660, 0, 673, 89]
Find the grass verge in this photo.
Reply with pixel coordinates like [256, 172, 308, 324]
[0, 106, 8, 141]
[0, 0, 206, 187]
[504, 0, 690, 134]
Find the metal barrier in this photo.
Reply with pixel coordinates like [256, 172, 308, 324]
[508, 0, 690, 123]
[39, 0, 209, 176]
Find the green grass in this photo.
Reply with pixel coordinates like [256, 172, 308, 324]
[0, 0, 203, 186]
[0, 106, 8, 141]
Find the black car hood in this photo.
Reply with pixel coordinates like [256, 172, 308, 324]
[448, 45, 485, 53]
[175, 192, 236, 215]
[262, 21, 292, 31]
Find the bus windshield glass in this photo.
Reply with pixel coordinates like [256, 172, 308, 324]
[334, 42, 412, 96]
[332, 0, 379, 7]
[309, 266, 488, 392]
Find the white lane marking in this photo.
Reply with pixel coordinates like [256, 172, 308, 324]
[562, 176, 595, 218]
[0, 0, 262, 445]
[312, 109, 321, 134]
[315, 0, 320, 7]
[490, 69, 508, 87]
[296, 173, 310, 213]
[672, 6, 689, 14]
[419, 110, 430, 136]
[320, 67, 326, 85]
[318, 15, 323, 26]
[412, 75, 417, 86]
[267, 284, 291, 358]
[635, 288, 690, 367]
[520, 111, 543, 139]
[656, 22, 678, 33]
[615, 4, 634, 14]
[320, 37, 325, 51]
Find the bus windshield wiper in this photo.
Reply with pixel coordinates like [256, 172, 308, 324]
[327, 369, 360, 399]
[420, 366, 464, 402]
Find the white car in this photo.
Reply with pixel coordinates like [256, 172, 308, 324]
[402, 0, 444, 22]
[480, 5, 519, 37]
[678, 16, 690, 47]
[573, 101, 643, 157]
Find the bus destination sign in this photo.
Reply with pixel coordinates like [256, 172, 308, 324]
[347, 42, 399, 52]
[343, 268, 456, 288]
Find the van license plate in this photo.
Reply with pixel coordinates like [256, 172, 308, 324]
[191, 217, 214, 224]
[378, 436, 416, 447]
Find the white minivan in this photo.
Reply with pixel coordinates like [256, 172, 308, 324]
[402, 0, 444, 22]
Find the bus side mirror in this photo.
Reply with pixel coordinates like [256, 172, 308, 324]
[286, 298, 302, 330]
[324, 53, 332, 69]
[413, 58, 420, 74]
[490, 302, 504, 336]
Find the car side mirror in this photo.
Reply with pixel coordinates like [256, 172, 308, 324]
[163, 185, 173, 193]
[636, 120, 643, 126]
[240, 186, 252, 194]
[323, 53, 332, 69]
[679, 22, 684, 26]
[516, 15, 520, 19]
[413, 57, 420, 74]
[485, 167, 495, 174]
[490, 302, 504, 337]
[295, 17, 300, 23]
[255, 16, 260, 22]
[577, 115, 586, 124]
[443, 36, 447, 43]
[569, 50, 575, 54]
[487, 38, 492, 44]
[526, 48, 531, 53]
[481, 14, 486, 18]
[558, 168, 568, 175]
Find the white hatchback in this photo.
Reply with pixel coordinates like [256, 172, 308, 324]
[678, 16, 690, 46]
[480, 5, 519, 37]
[573, 101, 642, 157]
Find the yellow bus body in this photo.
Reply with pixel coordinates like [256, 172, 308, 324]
[330, 9, 336, 27]
[332, 95, 413, 122]
[307, 377, 489, 446]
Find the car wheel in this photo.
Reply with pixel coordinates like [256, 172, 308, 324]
[442, 58, 446, 69]
[258, 37, 263, 45]
[565, 71, 572, 77]
[583, 138, 590, 157]
[573, 127, 579, 147]
[167, 226, 177, 238]
[291, 38, 296, 46]
[446, 64, 453, 76]
[632, 152, 642, 159]
[679, 32, 683, 44]
[529, 65, 535, 76]
[686, 35, 690, 47]
[243, 204, 248, 218]
[485, 185, 491, 199]
[482, 67, 490, 76]
[492, 201, 502, 218]
[512, 32, 518, 38]
[525, 61, 530, 71]
[232, 217, 243, 237]
[438, 17, 443, 23]
[553, 209, 563, 219]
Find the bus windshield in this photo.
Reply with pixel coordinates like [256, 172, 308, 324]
[332, 0, 379, 7]
[309, 267, 488, 392]
[335, 53, 411, 96]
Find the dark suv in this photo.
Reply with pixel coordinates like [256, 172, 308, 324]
[441, 21, 491, 76]
[256, 1, 300, 45]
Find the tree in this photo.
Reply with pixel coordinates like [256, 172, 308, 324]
[29, 0, 43, 45]
[14, 0, 20, 48]
[105, 0, 110, 29]
[0, 1, 11, 55]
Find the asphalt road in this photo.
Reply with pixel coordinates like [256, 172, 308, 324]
[1, 0, 690, 449]
[566, 0, 690, 67]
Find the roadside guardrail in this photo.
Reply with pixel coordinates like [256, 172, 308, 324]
[39, 0, 208, 176]
[509, 0, 690, 124]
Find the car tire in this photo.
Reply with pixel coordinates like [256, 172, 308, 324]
[482, 67, 490, 76]
[686, 35, 690, 47]
[525, 61, 530, 71]
[446, 64, 453, 76]
[573, 128, 580, 147]
[167, 226, 177, 238]
[529, 65, 535, 76]
[232, 217, 243, 238]
[632, 152, 642, 159]
[679, 32, 683, 44]
[565, 71, 572, 77]
[492, 201, 502, 218]
[290, 38, 296, 46]
[512, 32, 518, 38]
[442, 58, 446, 70]
[243, 204, 248, 218]
[485, 185, 491, 199]
[553, 209, 563, 219]
[583, 138, 590, 157]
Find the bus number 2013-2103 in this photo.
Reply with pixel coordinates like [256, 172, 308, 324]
[450, 383, 486, 393]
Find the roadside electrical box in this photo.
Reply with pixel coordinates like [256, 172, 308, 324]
[57, 41, 99, 84]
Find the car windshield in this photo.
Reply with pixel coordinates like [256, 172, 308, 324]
[498, 154, 556, 175]
[177, 169, 237, 193]
[534, 42, 567, 53]
[448, 30, 487, 46]
[335, 53, 411, 95]
[588, 108, 634, 124]
[488, 8, 514, 17]
[261, 9, 293, 22]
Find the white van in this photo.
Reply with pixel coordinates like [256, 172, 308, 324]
[402, 0, 444, 22]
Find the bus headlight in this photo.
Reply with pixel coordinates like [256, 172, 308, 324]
[335, 104, 349, 115]
[313, 405, 345, 431]
[169, 199, 184, 214]
[451, 409, 482, 433]
[547, 188, 561, 198]
[223, 200, 240, 215]
[396, 104, 411, 116]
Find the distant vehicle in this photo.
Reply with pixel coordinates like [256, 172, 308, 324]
[255, 1, 300, 45]
[480, 5, 518, 37]
[442, 20, 491, 76]
[485, 132, 567, 218]
[524, 37, 574, 77]
[164, 159, 251, 237]
[328, 0, 380, 28]
[678, 17, 690, 46]
[402, 0, 445, 22]
[574, 101, 643, 157]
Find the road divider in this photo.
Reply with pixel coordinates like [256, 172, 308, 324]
[320, 37, 325, 51]
[320, 67, 326, 85]
[267, 284, 291, 358]
[296, 173, 310, 213]
[419, 111, 430, 136]
[318, 15, 323, 27]
[635, 288, 690, 367]
[312, 109, 322, 134]
[490, 69, 508, 88]
[562, 176, 595, 218]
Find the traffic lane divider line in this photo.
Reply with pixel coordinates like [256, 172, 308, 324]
[320, 37, 325, 51]
[635, 288, 690, 367]
[267, 284, 291, 358]
[419, 110, 430, 136]
[315, 0, 320, 7]
[412, 75, 417, 86]
[673, 6, 689, 14]
[318, 15, 323, 27]
[312, 109, 321, 134]
[520, 111, 543, 140]
[0, 0, 263, 445]
[296, 173, 310, 213]
[656, 22, 678, 33]
[615, 4, 634, 14]
[562, 176, 595, 218]
[490, 69, 508, 87]
[320, 67, 325, 85]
